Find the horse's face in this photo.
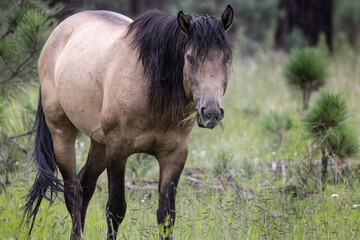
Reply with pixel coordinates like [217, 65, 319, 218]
[183, 48, 231, 129]
[179, 5, 233, 129]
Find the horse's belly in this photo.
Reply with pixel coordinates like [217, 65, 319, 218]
[54, 51, 106, 143]
[58, 80, 105, 143]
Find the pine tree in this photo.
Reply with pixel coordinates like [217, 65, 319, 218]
[303, 90, 358, 186]
[284, 47, 329, 111]
[0, 0, 61, 96]
[0, 0, 61, 187]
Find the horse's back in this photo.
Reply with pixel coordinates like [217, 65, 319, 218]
[39, 11, 133, 143]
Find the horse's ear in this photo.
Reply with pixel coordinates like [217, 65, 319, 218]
[221, 5, 233, 32]
[177, 11, 191, 35]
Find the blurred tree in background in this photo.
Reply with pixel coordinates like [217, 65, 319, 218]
[47, 0, 279, 54]
[41, 0, 360, 54]
[275, 0, 333, 51]
[335, 0, 360, 47]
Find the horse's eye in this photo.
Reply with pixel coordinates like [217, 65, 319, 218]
[186, 55, 195, 65]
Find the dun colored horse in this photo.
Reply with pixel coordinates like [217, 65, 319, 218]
[24, 5, 233, 240]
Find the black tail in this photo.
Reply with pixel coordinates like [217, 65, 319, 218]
[23, 94, 63, 234]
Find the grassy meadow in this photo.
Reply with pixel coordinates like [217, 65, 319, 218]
[1, 49, 360, 239]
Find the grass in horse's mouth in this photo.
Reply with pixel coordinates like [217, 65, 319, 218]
[177, 111, 224, 129]
[178, 111, 198, 126]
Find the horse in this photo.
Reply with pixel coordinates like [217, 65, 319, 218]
[24, 5, 233, 240]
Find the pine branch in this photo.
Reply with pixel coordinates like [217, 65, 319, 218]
[0, 130, 34, 155]
[0, 149, 6, 161]
[0, 41, 38, 84]
[7, 138, 28, 154]
[6, 130, 34, 140]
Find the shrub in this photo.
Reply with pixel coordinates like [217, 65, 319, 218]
[212, 148, 235, 182]
[303, 90, 358, 185]
[262, 110, 293, 144]
[126, 153, 156, 184]
[0, 94, 36, 189]
[284, 47, 329, 110]
[239, 157, 256, 180]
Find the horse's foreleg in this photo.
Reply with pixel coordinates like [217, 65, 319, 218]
[156, 142, 189, 240]
[77, 140, 106, 232]
[47, 121, 82, 240]
[105, 140, 128, 240]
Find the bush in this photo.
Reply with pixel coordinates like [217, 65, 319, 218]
[284, 47, 329, 110]
[262, 110, 293, 144]
[212, 148, 235, 182]
[303, 90, 358, 158]
[0, 93, 36, 188]
[303, 90, 358, 185]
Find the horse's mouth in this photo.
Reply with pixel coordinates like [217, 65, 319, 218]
[196, 112, 220, 129]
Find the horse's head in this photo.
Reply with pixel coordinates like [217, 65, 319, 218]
[178, 5, 233, 129]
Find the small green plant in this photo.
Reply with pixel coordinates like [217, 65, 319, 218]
[284, 47, 329, 111]
[126, 153, 156, 184]
[303, 90, 358, 185]
[262, 110, 293, 144]
[212, 148, 235, 183]
[317, 33, 330, 56]
[239, 157, 256, 180]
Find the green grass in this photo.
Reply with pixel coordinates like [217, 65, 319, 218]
[2, 48, 360, 239]
[2, 174, 360, 239]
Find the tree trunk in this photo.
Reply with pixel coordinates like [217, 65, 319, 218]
[302, 88, 311, 111]
[320, 147, 328, 190]
[131, 0, 147, 17]
[275, 0, 333, 51]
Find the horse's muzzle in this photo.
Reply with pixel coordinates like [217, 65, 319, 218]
[196, 106, 224, 129]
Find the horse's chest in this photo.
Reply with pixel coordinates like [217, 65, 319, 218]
[132, 131, 185, 156]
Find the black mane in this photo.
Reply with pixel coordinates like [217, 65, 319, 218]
[127, 10, 232, 120]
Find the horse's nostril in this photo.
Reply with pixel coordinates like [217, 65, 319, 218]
[219, 108, 224, 116]
[200, 107, 206, 117]
[200, 107, 224, 122]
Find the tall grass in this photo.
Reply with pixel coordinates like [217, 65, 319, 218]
[1, 48, 360, 239]
[2, 173, 360, 239]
